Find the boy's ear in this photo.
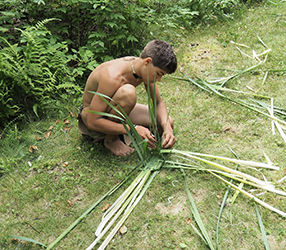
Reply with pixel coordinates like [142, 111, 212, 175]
[144, 57, 153, 66]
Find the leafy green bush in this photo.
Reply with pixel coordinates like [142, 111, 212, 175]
[0, 0, 149, 62]
[0, 19, 81, 127]
[0, 0, 244, 61]
[147, 0, 240, 30]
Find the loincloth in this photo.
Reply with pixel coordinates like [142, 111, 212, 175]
[77, 104, 106, 141]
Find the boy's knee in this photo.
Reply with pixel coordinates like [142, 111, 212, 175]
[116, 84, 137, 107]
[120, 84, 136, 96]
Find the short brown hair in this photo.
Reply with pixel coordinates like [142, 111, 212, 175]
[140, 40, 177, 74]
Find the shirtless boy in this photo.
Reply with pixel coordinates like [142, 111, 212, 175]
[78, 40, 177, 157]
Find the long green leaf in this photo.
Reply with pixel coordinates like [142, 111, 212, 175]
[216, 148, 238, 250]
[9, 235, 47, 248]
[182, 169, 216, 250]
[216, 185, 231, 250]
[210, 84, 271, 99]
[255, 204, 271, 250]
[146, 76, 162, 148]
[86, 110, 125, 121]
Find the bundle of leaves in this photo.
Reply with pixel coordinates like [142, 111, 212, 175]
[0, 19, 81, 128]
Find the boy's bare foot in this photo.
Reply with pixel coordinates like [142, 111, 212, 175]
[104, 136, 134, 157]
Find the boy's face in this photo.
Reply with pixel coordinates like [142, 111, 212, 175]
[142, 58, 167, 84]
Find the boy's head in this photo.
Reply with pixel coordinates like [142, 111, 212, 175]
[140, 40, 177, 74]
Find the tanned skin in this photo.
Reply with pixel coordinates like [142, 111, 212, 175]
[80, 56, 175, 157]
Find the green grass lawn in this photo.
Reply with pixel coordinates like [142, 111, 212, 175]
[1, 1, 286, 249]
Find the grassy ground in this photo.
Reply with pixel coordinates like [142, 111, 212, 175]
[1, 1, 286, 249]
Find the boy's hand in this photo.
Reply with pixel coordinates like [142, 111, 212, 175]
[135, 125, 156, 149]
[161, 130, 176, 149]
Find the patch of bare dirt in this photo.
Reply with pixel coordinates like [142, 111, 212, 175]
[155, 196, 187, 216]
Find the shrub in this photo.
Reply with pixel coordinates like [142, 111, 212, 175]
[0, 19, 81, 128]
[0, 0, 149, 61]
[0, 0, 244, 61]
[147, 0, 240, 30]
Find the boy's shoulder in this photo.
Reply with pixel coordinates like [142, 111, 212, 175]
[122, 56, 137, 61]
[89, 58, 126, 84]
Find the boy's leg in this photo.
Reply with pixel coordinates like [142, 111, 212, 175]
[129, 103, 174, 135]
[103, 84, 137, 156]
[128, 103, 150, 127]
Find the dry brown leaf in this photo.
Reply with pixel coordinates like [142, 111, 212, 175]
[119, 225, 127, 235]
[67, 200, 73, 207]
[223, 125, 236, 133]
[56, 120, 61, 124]
[69, 112, 74, 117]
[45, 131, 51, 139]
[186, 218, 192, 224]
[11, 238, 20, 242]
[64, 126, 71, 132]
[102, 204, 111, 212]
[64, 120, 70, 124]
[63, 162, 69, 167]
[29, 145, 38, 153]
[77, 147, 81, 150]
[48, 125, 53, 131]
[36, 136, 42, 141]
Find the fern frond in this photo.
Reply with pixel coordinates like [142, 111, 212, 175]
[56, 83, 83, 92]
[35, 18, 61, 30]
[0, 37, 20, 59]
